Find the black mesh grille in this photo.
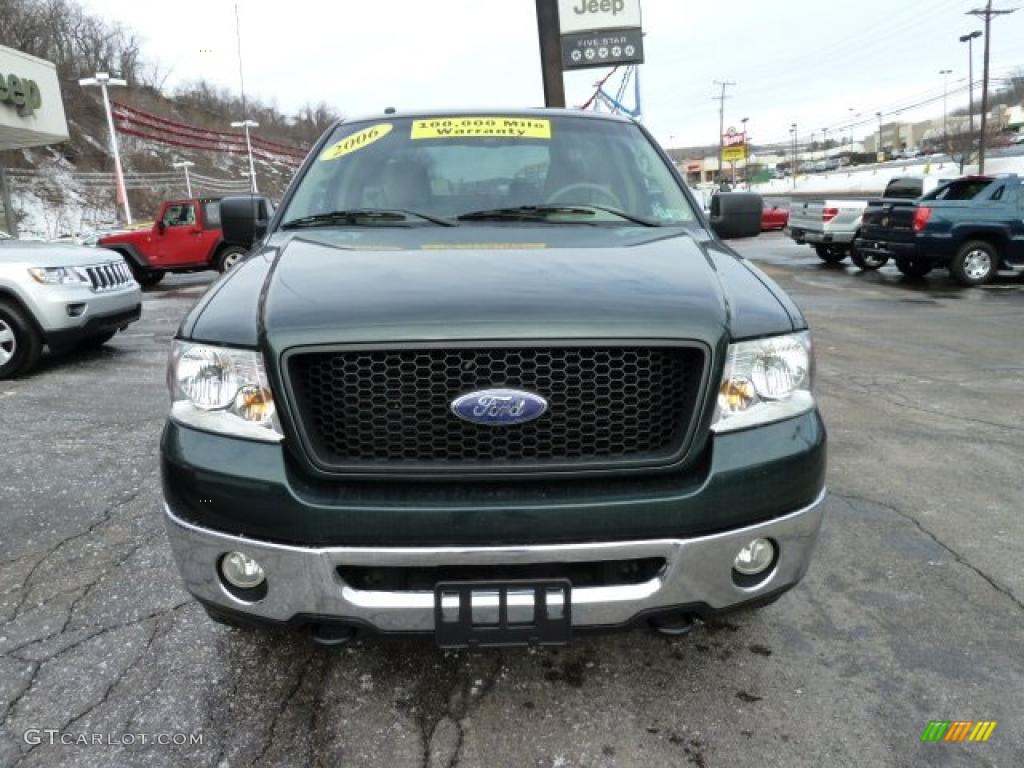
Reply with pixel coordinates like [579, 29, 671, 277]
[286, 346, 706, 471]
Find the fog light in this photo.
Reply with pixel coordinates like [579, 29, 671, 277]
[733, 538, 775, 576]
[220, 551, 265, 589]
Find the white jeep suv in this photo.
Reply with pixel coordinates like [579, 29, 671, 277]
[0, 231, 142, 379]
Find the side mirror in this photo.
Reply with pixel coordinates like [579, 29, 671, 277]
[155, 221, 166, 235]
[221, 194, 273, 248]
[709, 192, 763, 240]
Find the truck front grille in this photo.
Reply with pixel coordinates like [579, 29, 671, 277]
[86, 261, 133, 291]
[286, 344, 707, 474]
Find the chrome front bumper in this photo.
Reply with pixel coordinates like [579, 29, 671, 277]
[163, 489, 827, 632]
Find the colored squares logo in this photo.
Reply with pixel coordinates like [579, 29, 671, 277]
[921, 721, 997, 743]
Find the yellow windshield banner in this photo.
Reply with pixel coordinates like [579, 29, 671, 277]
[320, 123, 393, 161]
[411, 117, 552, 140]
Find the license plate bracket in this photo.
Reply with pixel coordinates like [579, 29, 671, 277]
[433, 580, 572, 649]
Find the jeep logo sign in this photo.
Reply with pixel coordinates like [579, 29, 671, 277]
[0, 72, 43, 116]
[557, 0, 642, 34]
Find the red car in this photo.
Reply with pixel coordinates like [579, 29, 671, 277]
[98, 198, 251, 288]
[761, 202, 790, 231]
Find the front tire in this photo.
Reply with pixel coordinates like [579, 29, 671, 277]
[814, 244, 847, 264]
[215, 245, 248, 273]
[0, 300, 43, 380]
[949, 240, 999, 287]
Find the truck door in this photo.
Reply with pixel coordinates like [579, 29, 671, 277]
[152, 202, 202, 266]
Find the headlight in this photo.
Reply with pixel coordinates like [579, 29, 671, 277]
[167, 341, 283, 442]
[27, 266, 90, 285]
[711, 331, 815, 433]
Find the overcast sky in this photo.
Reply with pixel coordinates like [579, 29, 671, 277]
[83, 0, 1023, 149]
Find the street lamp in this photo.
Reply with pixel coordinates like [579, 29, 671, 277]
[740, 117, 749, 187]
[173, 160, 195, 198]
[790, 122, 797, 189]
[939, 69, 952, 153]
[959, 30, 982, 165]
[79, 72, 131, 225]
[231, 119, 260, 193]
[876, 112, 884, 160]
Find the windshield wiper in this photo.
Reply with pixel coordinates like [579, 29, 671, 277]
[457, 204, 661, 227]
[281, 208, 456, 229]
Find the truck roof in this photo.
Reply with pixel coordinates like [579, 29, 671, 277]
[334, 107, 636, 126]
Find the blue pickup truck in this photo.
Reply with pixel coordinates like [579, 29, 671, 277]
[856, 174, 1024, 285]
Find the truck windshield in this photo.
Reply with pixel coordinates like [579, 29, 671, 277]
[282, 114, 696, 227]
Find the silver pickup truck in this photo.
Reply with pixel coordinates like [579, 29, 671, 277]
[787, 176, 948, 268]
[0, 231, 142, 379]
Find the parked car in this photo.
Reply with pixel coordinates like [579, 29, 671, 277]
[857, 174, 1024, 285]
[0, 230, 141, 379]
[160, 109, 826, 647]
[97, 198, 266, 288]
[788, 176, 949, 268]
[761, 201, 789, 230]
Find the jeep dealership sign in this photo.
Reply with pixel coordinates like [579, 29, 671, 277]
[558, 0, 643, 70]
[0, 45, 69, 150]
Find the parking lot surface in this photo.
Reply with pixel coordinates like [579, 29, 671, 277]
[1, 236, 1022, 767]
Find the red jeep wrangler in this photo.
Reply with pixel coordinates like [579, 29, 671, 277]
[98, 199, 249, 288]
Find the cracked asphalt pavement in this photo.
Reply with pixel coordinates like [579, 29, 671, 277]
[1, 237, 1022, 767]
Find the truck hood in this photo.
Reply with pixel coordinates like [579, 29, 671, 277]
[185, 226, 799, 349]
[211, 224, 794, 354]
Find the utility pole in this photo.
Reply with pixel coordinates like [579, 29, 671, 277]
[939, 69, 952, 153]
[968, 2, 1016, 174]
[959, 30, 982, 167]
[79, 73, 131, 225]
[535, 0, 566, 108]
[713, 80, 735, 184]
[876, 112, 883, 160]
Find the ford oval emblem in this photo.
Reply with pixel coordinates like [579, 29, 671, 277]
[450, 388, 548, 426]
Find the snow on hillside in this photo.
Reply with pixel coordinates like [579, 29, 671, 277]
[752, 155, 1024, 198]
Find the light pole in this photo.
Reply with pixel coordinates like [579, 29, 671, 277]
[822, 127, 829, 165]
[847, 108, 858, 151]
[876, 112, 884, 160]
[740, 117, 749, 187]
[790, 122, 797, 189]
[231, 120, 259, 193]
[173, 160, 195, 198]
[959, 30, 982, 165]
[79, 72, 131, 225]
[939, 69, 952, 153]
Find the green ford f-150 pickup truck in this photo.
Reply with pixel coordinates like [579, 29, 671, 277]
[160, 110, 827, 648]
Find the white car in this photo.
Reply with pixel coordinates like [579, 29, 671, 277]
[0, 231, 142, 379]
